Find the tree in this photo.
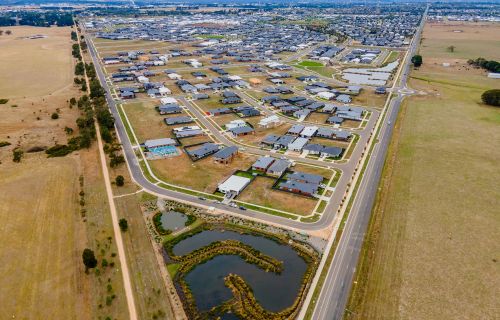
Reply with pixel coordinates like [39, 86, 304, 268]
[51, 112, 59, 119]
[82, 248, 97, 272]
[115, 175, 125, 186]
[481, 89, 500, 107]
[69, 97, 77, 106]
[0, 30, 3, 36]
[411, 55, 423, 67]
[5, 30, 12, 35]
[447, 45, 455, 53]
[119, 218, 128, 232]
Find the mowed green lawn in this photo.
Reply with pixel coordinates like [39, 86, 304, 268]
[347, 22, 500, 320]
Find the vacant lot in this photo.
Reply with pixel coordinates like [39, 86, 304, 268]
[0, 156, 89, 319]
[347, 22, 500, 320]
[238, 176, 318, 215]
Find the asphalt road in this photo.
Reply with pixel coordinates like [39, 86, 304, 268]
[310, 7, 427, 320]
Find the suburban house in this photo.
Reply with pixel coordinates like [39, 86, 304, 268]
[252, 156, 275, 172]
[213, 146, 238, 164]
[327, 116, 344, 125]
[144, 138, 177, 150]
[218, 175, 251, 196]
[259, 115, 281, 128]
[187, 142, 220, 161]
[158, 104, 182, 115]
[261, 134, 281, 147]
[278, 180, 318, 197]
[267, 159, 292, 176]
[288, 137, 309, 152]
[165, 116, 193, 125]
[300, 126, 319, 138]
[208, 107, 232, 116]
[228, 125, 254, 137]
[274, 135, 296, 149]
[288, 124, 305, 136]
[173, 126, 204, 138]
[288, 172, 323, 185]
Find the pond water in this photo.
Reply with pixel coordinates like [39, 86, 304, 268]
[160, 211, 187, 231]
[172, 229, 308, 313]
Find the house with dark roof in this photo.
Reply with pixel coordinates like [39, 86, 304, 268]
[278, 180, 318, 197]
[320, 146, 343, 158]
[228, 125, 254, 137]
[327, 116, 344, 125]
[221, 96, 242, 104]
[158, 104, 182, 115]
[261, 134, 281, 147]
[267, 159, 291, 176]
[288, 124, 305, 136]
[187, 143, 219, 161]
[288, 171, 324, 184]
[252, 156, 275, 172]
[208, 107, 232, 116]
[164, 116, 193, 125]
[274, 135, 296, 149]
[213, 146, 238, 164]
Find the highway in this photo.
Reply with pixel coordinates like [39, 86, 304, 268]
[309, 7, 427, 320]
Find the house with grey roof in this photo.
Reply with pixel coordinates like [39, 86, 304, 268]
[228, 125, 254, 137]
[187, 143, 219, 161]
[288, 171, 324, 185]
[261, 134, 281, 147]
[165, 116, 193, 126]
[267, 159, 291, 176]
[252, 156, 275, 172]
[213, 146, 238, 164]
[278, 180, 318, 197]
[274, 135, 296, 149]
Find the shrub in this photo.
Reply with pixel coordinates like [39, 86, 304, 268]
[0, 141, 11, 147]
[481, 89, 500, 107]
[0, 99, 9, 104]
[115, 175, 125, 186]
[119, 218, 128, 232]
[45, 144, 74, 157]
[51, 112, 59, 119]
[82, 248, 97, 271]
[13, 148, 23, 162]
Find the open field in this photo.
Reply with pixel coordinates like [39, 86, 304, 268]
[238, 176, 318, 215]
[0, 27, 81, 155]
[421, 22, 500, 60]
[0, 26, 74, 98]
[0, 156, 90, 319]
[347, 22, 500, 320]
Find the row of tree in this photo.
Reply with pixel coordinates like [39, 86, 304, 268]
[468, 58, 500, 73]
[0, 11, 73, 27]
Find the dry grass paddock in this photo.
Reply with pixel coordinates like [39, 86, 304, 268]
[347, 21, 500, 320]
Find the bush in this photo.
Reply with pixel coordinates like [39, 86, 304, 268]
[0, 99, 9, 104]
[0, 141, 11, 147]
[119, 218, 128, 232]
[51, 112, 59, 119]
[110, 153, 125, 167]
[45, 144, 74, 157]
[481, 89, 500, 107]
[82, 248, 97, 271]
[13, 148, 23, 162]
[115, 175, 125, 186]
